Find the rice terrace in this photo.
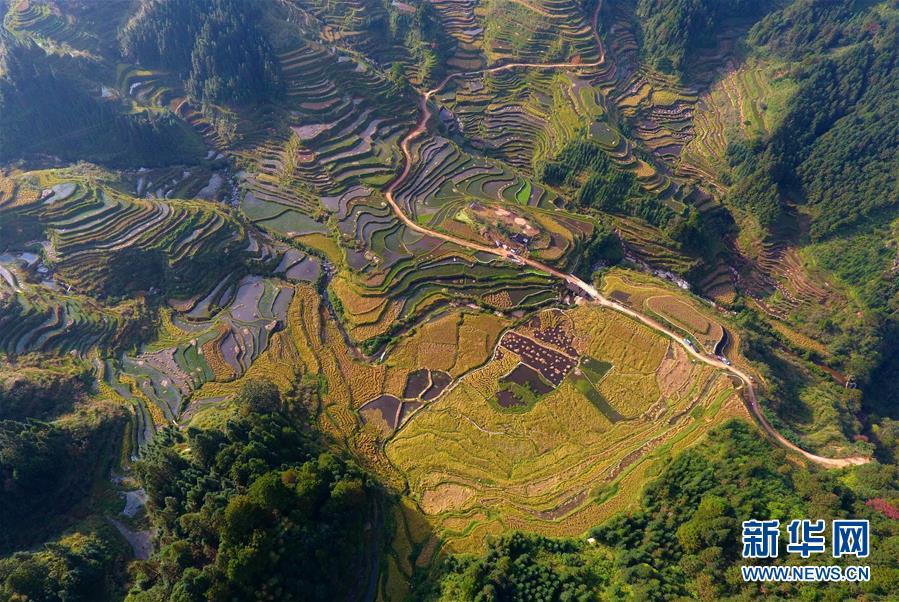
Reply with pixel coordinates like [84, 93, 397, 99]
[1, 0, 896, 600]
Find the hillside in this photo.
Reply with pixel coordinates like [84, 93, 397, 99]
[0, 0, 897, 600]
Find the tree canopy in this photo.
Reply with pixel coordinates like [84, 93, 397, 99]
[126, 379, 377, 602]
[119, 0, 282, 105]
[0, 40, 203, 166]
[635, 0, 768, 75]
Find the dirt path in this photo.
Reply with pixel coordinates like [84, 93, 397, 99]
[504, 0, 556, 18]
[381, 0, 868, 469]
[110, 518, 153, 560]
[590, 294, 868, 467]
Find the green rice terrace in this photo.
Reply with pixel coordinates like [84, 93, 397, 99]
[1, 0, 897, 600]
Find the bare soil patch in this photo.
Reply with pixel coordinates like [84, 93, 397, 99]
[421, 483, 475, 514]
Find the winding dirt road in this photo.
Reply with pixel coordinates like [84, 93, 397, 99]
[381, 2, 868, 468]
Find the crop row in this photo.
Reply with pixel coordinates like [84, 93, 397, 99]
[430, 0, 485, 71]
[4, 0, 94, 52]
[481, 0, 599, 65]
[0, 282, 134, 357]
[232, 39, 418, 237]
[32, 183, 248, 297]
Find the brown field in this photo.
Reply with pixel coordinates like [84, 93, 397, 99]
[421, 482, 476, 514]
[656, 343, 696, 398]
[499, 331, 576, 386]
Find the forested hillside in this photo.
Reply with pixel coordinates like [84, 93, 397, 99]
[729, 18, 898, 240]
[0, 528, 129, 602]
[635, 0, 769, 75]
[119, 0, 282, 105]
[0, 368, 127, 554]
[126, 380, 380, 601]
[0, 38, 203, 166]
[723, 2, 899, 387]
[592, 421, 899, 599]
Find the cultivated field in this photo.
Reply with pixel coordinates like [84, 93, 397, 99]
[601, 269, 727, 354]
[166, 282, 747, 559]
[385, 304, 744, 552]
[0, 0, 832, 591]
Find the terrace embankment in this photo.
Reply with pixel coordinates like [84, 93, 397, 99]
[379, 0, 869, 471]
[386, 303, 745, 551]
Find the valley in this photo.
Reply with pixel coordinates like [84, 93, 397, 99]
[0, 0, 896, 600]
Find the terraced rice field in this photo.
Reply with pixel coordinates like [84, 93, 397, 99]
[112, 263, 325, 445]
[294, 0, 392, 56]
[0, 167, 284, 363]
[645, 296, 723, 353]
[0, 254, 140, 357]
[3, 0, 98, 52]
[131, 278, 289, 403]
[310, 44, 620, 346]
[4, 174, 250, 298]
[325, 166, 565, 344]
[430, 0, 485, 71]
[613, 217, 699, 274]
[384, 304, 743, 552]
[601, 269, 726, 354]
[0, 168, 326, 445]
[231, 40, 417, 237]
[182, 287, 516, 483]
[678, 59, 797, 185]
[2, 0, 842, 580]
[482, 0, 599, 65]
[613, 69, 697, 162]
[169, 284, 745, 556]
[64, 0, 728, 361]
[438, 69, 605, 171]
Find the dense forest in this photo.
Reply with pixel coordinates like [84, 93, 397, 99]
[540, 138, 673, 227]
[634, 0, 769, 75]
[0, 367, 125, 602]
[0, 38, 203, 166]
[0, 368, 88, 421]
[119, 0, 282, 105]
[574, 223, 624, 280]
[433, 533, 615, 600]
[0, 381, 127, 554]
[748, 0, 889, 59]
[0, 527, 128, 602]
[592, 421, 899, 599]
[126, 379, 379, 601]
[729, 24, 899, 241]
